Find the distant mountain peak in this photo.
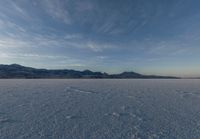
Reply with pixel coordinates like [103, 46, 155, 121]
[120, 71, 141, 75]
[10, 64, 24, 67]
[0, 64, 179, 79]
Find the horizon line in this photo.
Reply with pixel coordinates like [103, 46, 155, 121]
[1, 63, 199, 79]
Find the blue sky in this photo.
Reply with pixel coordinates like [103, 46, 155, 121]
[0, 0, 200, 77]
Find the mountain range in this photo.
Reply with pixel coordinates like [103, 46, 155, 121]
[0, 64, 179, 79]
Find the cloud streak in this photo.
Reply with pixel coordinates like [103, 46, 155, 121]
[40, 0, 72, 24]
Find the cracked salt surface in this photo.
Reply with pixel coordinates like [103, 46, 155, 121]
[0, 79, 200, 139]
[65, 86, 97, 94]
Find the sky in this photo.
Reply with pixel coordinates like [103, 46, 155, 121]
[0, 0, 200, 77]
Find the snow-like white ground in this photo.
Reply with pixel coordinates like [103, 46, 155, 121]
[0, 79, 200, 139]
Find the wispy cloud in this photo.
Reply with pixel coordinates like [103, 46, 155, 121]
[75, 1, 94, 12]
[64, 34, 82, 39]
[86, 42, 114, 52]
[0, 51, 86, 69]
[146, 39, 200, 57]
[0, 18, 26, 33]
[40, 0, 71, 24]
[0, 37, 31, 48]
[10, 1, 29, 19]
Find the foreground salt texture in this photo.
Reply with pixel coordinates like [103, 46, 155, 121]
[0, 79, 200, 139]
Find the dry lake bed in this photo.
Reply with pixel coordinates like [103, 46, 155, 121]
[0, 79, 200, 139]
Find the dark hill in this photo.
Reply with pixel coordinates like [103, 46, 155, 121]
[0, 64, 179, 79]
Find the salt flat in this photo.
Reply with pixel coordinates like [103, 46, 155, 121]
[0, 79, 200, 139]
